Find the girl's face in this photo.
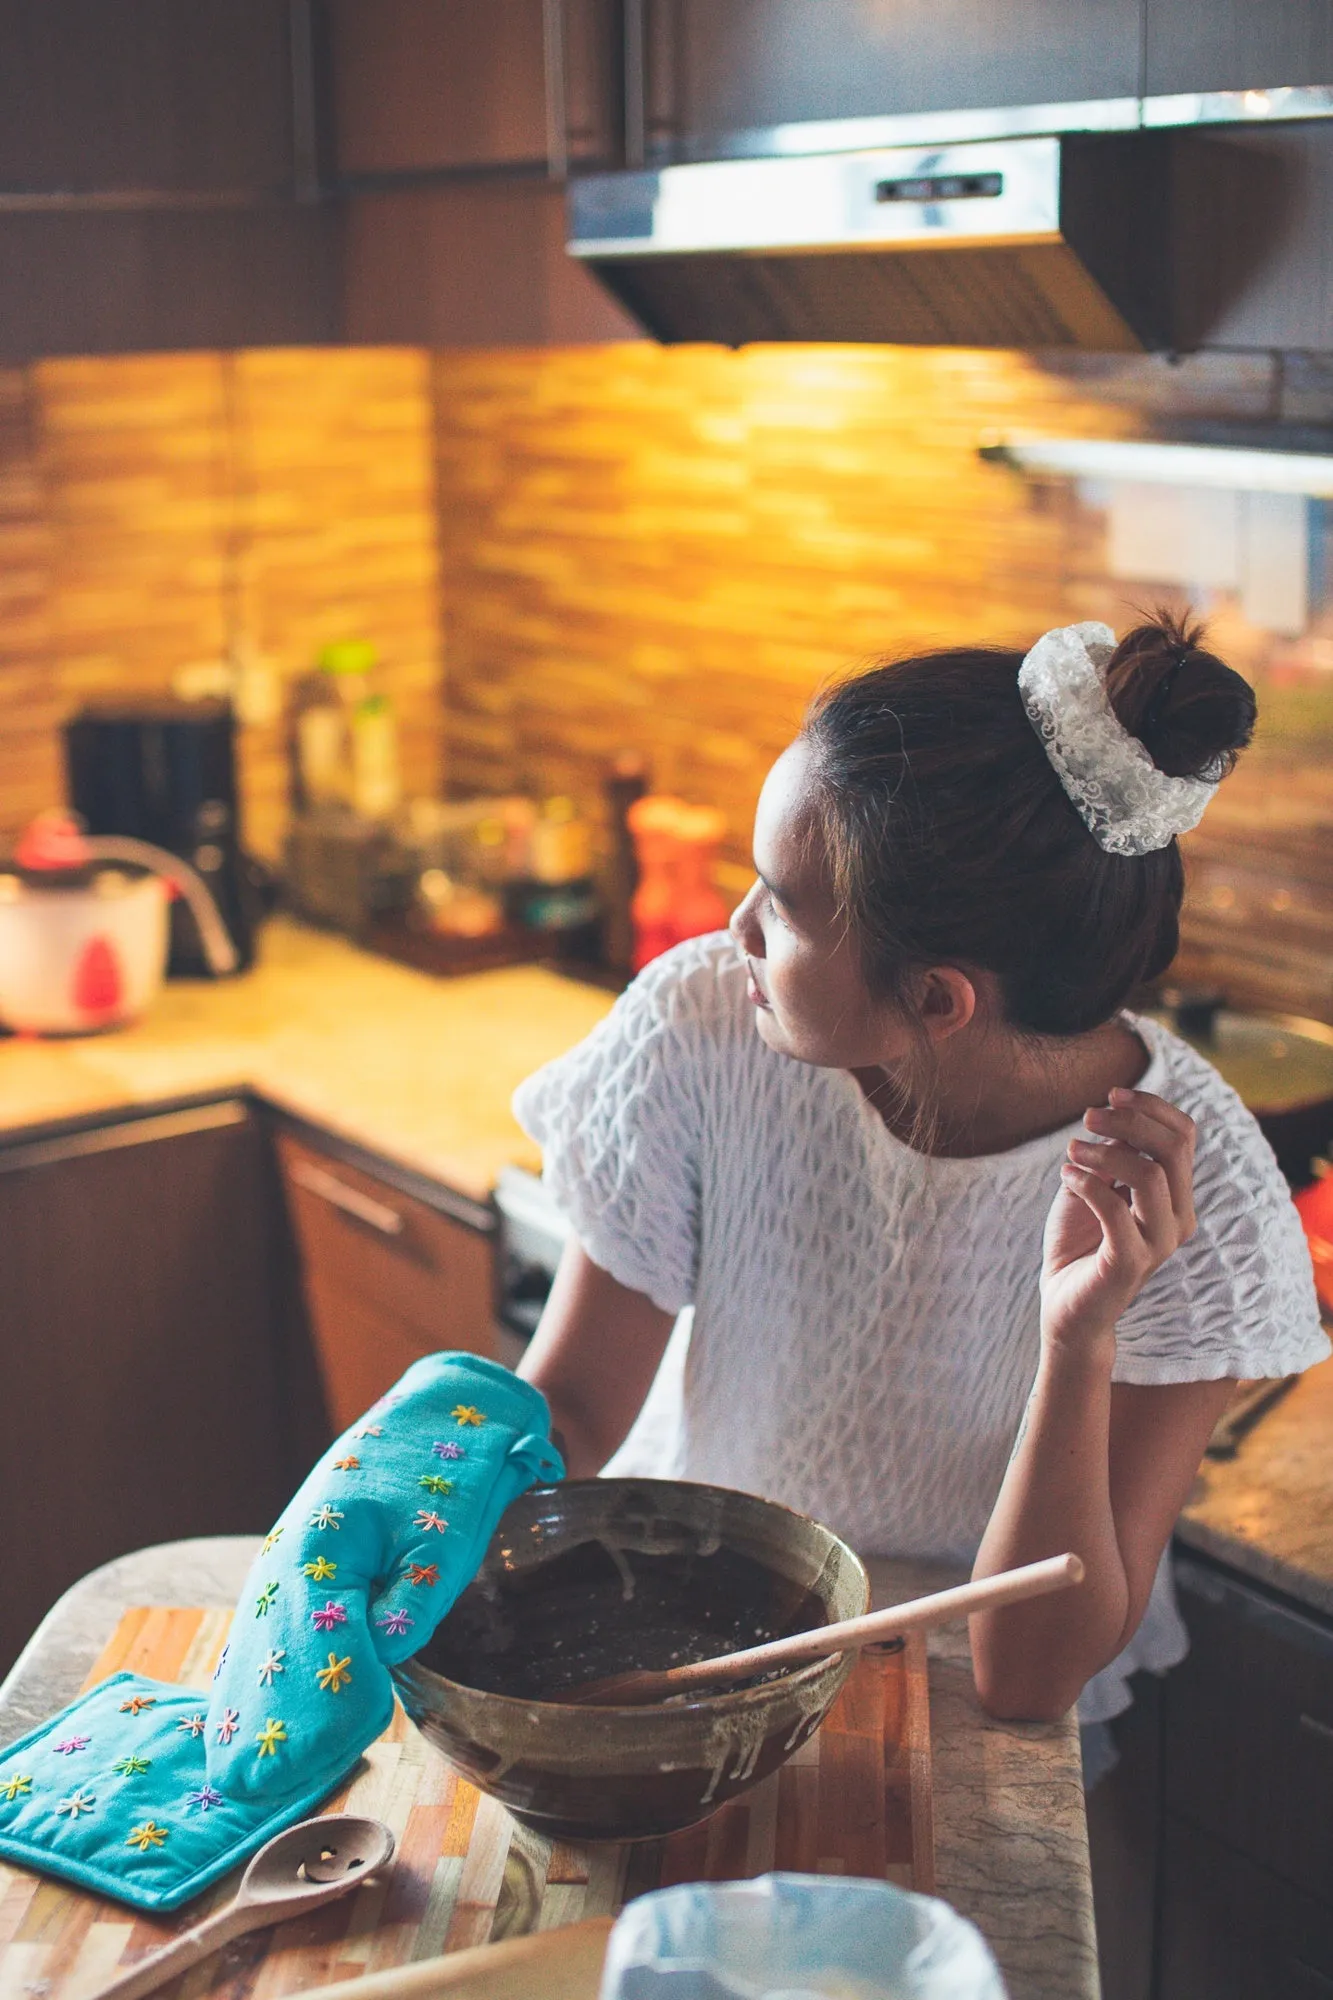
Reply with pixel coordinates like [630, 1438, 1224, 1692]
[729, 739, 926, 1069]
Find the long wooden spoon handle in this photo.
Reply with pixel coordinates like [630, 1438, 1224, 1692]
[576, 1551, 1085, 1704]
[293, 1919, 615, 2000]
[93, 1900, 268, 2000]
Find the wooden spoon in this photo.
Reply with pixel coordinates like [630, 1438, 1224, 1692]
[92, 1813, 395, 2000]
[566, 1552, 1085, 1705]
[293, 1918, 614, 2000]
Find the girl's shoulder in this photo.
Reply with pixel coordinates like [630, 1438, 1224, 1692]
[1125, 1011, 1286, 1195]
[612, 931, 756, 1060]
[630, 930, 750, 1020]
[1114, 1011, 1329, 1384]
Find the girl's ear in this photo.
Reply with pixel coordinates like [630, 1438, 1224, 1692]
[917, 965, 977, 1043]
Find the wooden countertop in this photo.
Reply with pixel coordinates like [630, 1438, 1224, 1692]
[1178, 1352, 1333, 1621]
[0, 918, 615, 1202]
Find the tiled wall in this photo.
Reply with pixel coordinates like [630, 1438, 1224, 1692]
[432, 344, 1333, 1019]
[2, 338, 1331, 1018]
[0, 349, 444, 860]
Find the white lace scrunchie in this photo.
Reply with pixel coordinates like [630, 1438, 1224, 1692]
[1017, 621, 1219, 857]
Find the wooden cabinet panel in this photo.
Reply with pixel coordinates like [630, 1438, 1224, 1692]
[1171, 125, 1333, 355]
[1165, 1556, 1333, 1906]
[1147, 0, 1333, 98]
[0, 1102, 301, 1677]
[0, 0, 297, 193]
[1158, 1818, 1333, 2000]
[648, 0, 1144, 162]
[300, 1278, 442, 1432]
[275, 1129, 498, 1434]
[341, 182, 638, 346]
[0, 208, 337, 360]
[328, 0, 619, 176]
[1085, 1670, 1163, 2000]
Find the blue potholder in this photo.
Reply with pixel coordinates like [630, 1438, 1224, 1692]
[0, 1353, 562, 1910]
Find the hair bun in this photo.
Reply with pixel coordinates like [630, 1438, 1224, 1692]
[1104, 611, 1256, 781]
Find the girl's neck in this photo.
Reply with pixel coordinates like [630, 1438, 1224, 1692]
[852, 1016, 1150, 1159]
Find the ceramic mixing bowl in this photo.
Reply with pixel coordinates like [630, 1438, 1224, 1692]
[392, 1478, 870, 1842]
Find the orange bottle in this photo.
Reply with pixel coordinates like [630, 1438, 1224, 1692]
[627, 797, 729, 971]
[672, 805, 729, 942]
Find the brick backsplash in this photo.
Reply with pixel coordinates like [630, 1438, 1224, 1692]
[0, 348, 445, 861]
[1, 340, 1330, 1020]
[431, 343, 1333, 1020]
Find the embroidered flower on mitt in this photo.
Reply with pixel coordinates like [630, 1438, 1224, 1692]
[315, 1654, 353, 1693]
[255, 1718, 288, 1758]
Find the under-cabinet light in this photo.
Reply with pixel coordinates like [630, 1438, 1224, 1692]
[980, 437, 1333, 497]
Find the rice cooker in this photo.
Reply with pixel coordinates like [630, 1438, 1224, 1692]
[0, 814, 238, 1036]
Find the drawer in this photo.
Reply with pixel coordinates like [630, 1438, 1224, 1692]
[276, 1130, 495, 1344]
[275, 1131, 497, 1430]
[1165, 1554, 1333, 1904]
[1159, 1816, 1333, 2000]
[302, 1277, 444, 1433]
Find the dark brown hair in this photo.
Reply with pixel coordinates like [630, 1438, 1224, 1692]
[803, 612, 1256, 1037]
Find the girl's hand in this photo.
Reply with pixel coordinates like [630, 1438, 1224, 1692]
[1040, 1087, 1197, 1353]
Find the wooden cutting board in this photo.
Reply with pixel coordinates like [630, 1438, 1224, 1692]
[0, 1606, 932, 1999]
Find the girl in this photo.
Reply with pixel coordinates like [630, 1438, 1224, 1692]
[513, 615, 1328, 1721]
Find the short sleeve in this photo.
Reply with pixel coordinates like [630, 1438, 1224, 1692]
[1112, 1049, 1330, 1386]
[513, 941, 711, 1315]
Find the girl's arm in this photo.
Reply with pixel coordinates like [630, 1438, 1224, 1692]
[518, 1237, 675, 1476]
[971, 1087, 1235, 1721]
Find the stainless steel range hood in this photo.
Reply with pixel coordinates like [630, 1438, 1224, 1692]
[567, 131, 1265, 352]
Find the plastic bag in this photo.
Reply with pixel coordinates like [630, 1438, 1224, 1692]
[599, 1874, 1007, 2000]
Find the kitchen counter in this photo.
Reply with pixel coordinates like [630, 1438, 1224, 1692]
[0, 1542, 1096, 2000]
[0, 918, 615, 1201]
[1177, 1352, 1333, 1620]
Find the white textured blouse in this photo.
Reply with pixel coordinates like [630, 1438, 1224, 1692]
[514, 933, 1327, 1708]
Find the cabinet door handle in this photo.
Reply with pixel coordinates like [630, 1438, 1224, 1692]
[1299, 1712, 1333, 1746]
[289, 1159, 405, 1237]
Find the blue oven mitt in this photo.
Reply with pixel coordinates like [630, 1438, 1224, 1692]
[0, 1354, 562, 1910]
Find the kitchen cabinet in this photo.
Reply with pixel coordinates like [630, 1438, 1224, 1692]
[274, 1125, 499, 1432]
[327, 0, 621, 179]
[1164, 1555, 1333, 1908]
[329, 0, 635, 348]
[1158, 1821, 1333, 1999]
[0, 1099, 317, 1679]
[0, 0, 301, 195]
[341, 181, 637, 347]
[641, 0, 1145, 163]
[1146, 0, 1333, 99]
[1089, 1550, 1333, 2000]
[0, 0, 335, 357]
[0, 209, 337, 360]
